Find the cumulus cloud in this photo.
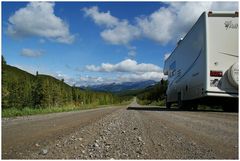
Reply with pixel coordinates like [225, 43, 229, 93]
[83, 6, 140, 46]
[137, 7, 175, 44]
[100, 20, 140, 45]
[75, 76, 106, 86]
[136, 2, 238, 44]
[21, 48, 43, 57]
[75, 71, 166, 86]
[117, 72, 166, 83]
[86, 59, 162, 73]
[81, 59, 166, 86]
[82, 6, 118, 27]
[83, 2, 238, 46]
[80, 59, 166, 86]
[7, 2, 75, 44]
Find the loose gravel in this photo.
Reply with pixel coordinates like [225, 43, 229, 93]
[2, 101, 238, 159]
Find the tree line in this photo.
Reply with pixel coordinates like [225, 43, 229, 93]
[136, 79, 168, 105]
[2, 56, 127, 109]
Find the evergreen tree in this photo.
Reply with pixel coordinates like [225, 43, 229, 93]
[2, 57, 127, 110]
[2, 55, 6, 66]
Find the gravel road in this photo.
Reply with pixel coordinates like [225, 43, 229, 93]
[2, 100, 238, 159]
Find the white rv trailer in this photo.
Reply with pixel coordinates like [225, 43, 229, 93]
[163, 11, 238, 111]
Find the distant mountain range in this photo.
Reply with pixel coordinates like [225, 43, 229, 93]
[82, 80, 157, 92]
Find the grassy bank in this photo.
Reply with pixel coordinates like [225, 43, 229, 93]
[137, 99, 165, 106]
[2, 100, 131, 118]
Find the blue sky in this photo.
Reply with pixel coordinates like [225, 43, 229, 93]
[2, 1, 238, 86]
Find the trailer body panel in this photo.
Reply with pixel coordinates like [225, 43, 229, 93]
[206, 13, 238, 96]
[164, 11, 238, 104]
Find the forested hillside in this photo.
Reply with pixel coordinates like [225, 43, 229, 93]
[2, 56, 128, 110]
[136, 79, 168, 105]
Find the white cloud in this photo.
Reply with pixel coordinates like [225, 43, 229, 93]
[83, 2, 238, 46]
[86, 59, 162, 73]
[75, 71, 166, 86]
[81, 59, 166, 86]
[210, 2, 239, 11]
[100, 20, 140, 45]
[83, 6, 140, 45]
[7, 2, 75, 44]
[117, 72, 166, 83]
[137, 7, 175, 44]
[14, 61, 165, 87]
[136, 2, 238, 44]
[21, 48, 43, 57]
[82, 6, 118, 27]
[75, 76, 108, 86]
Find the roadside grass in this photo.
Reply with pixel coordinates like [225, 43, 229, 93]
[137, 99, 165, 106]
[137, 99, 151, 105]
[2, 100, 131, 118]
[149, 100, 165, 106]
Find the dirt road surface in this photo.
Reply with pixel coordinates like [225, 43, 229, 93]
[2, 100, 238, 159]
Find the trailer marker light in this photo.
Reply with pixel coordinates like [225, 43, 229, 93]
[210, 70, 223, 77]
